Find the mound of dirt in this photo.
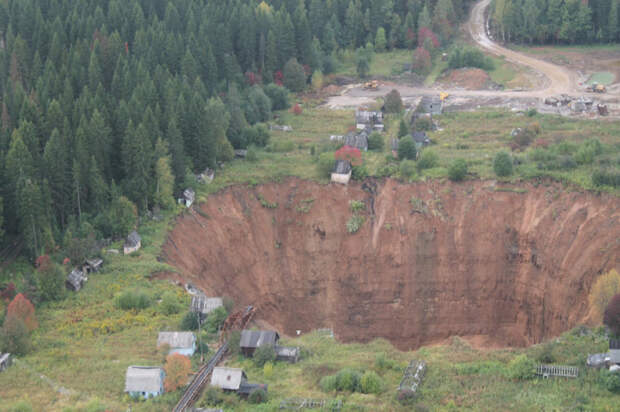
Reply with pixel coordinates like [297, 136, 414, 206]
[162, 179, 619, 350]
[439, 68, 495, 90]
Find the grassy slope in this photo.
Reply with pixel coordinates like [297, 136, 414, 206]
[0, 105, 618, 411]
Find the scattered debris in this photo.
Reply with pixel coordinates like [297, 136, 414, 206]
[597, 104, 609, 116]
[235, 149, 248, 159]
[398, 360, 426, 399]
[280, 398, 343, 410]
[197, 168, 215, 184]
[355, 109, 384, 131]
[190, 295, 224, 321]
[270, 125, 293, 132]
[418, 95, 443, 115]
[587, 353, 611, 369]
[83, 258, 103, 274]
[178, 188, 195, 208]
[66, 268, 87, 292]
[0, 353, 11, 372]
[106, 249, 119, 255]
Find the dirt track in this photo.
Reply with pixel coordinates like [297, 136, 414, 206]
[327, 0, 618, 110]
[162, 179, 619, 350]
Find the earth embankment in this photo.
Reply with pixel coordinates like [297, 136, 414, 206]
[162, 179, 619, 350]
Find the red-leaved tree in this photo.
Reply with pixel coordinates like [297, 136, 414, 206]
[418, 27, 439, 49]
[274, 71, 284, 86]
[6, 293, 38, 332]
[412, 47, 432, 75]
[604, 294, 620, 336]
[335, 146, 362, 167]
[164, 353, 191, 391]
[291, 103, 302, 115]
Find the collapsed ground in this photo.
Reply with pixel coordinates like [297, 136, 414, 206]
[162, 178, 619, 351]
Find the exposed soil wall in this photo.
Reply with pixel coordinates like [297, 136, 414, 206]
[162, 179, 619, 350]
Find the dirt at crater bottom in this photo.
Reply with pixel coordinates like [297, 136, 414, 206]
[161, 178, 619, 351]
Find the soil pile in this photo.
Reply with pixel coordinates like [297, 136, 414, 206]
[162, 179, 619, 350]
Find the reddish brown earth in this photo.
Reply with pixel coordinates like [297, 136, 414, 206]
[162, 179, 619, 351]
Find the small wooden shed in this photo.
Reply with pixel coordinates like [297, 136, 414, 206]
[124, 366, 165, 399]
[239, 330, 279, 357]
[124, 231, 141, 255]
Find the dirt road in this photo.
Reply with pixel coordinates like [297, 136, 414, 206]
[327, 0, 618, 110]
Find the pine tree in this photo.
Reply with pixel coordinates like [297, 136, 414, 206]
[610, 0, 620, 42]
[43, 129, 70, 227]
[122, 121, 153, 211]
[154, 153, 175, 210]
[375, 27, 387, 52]
[17, 178, 49, 258]
[166, 117, 187, 189]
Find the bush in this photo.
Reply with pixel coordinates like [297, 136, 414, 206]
[448, 45, 494, 71]
[377, 162, 399, 177]
[0, 316, 31, 355]
[7, 401, 33, 412]
[36, 260, 65, 302]
[180, 311, 200, 331]
[417, 150, 439, 171]
[317, 152, 335, 178]
[164, 353, 191, 392]
[245, 86, 272, 124]
[600, 369, 620, 393]
[493, 151, 513, 177]
[384, 89, 404, 113]
[203, 386, 224, 406]
[115, 290, 151, 311]
[368, 132, 384, 151]
[448, 159, 468, 181]
[536, 342, 556, 364]
[227, 330, 241, 355]
[205, 306, 228, 333]
[398, 137, 417, 160]
[400, 160, 417, 180]
[604, 294, 620, 336]
[253, 344, 276, 367]
[352, 164, 368, 181]
[592, 169, 620, 188]
[263, 362, 273, 378]
[360, 370, 383, 394]
[398, 119, 410, 138]
[320, 374, 339, 392]
[248, 388, 268, 404]
[506, 354, 536, 380]
[346, 215, 365, 234]
[349, 200, 365, 213]
[264, 84, 290, 110]
[589, 269, 620, 322]
[266, 140, 295, 153]
[375, 353, 398, 370]
[336, 369, 361, 392]
[413, 116, 432, 132]
[160, 292, 181, 315]
[283, 58, 306, 92]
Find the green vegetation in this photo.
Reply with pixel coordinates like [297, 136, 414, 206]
[587, 72, 615, 86]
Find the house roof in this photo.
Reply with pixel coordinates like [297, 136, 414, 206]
[191, 296, 223, 314]
[66, 269, 86, 289]
[157, 332, 196, 349]
[210, 367, 247, 390]
[344, 132, 368, 151]
[125, 231, 141, 247]
[355, 110, 383, 124]
[332, 160, 352, 175]
[411, 131, 430, 144]
[610, 339, 620, 350]
[240, 330, 279, 349]
[183, 188, 195, 202]
[125, 366, 163, 393]
[238, 382, 268, 395]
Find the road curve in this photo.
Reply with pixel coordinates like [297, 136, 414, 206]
[468, 0, 575, 95]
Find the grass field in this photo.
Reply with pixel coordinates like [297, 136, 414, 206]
[0, 103, 619, 411]
[334, 50, 413, 79]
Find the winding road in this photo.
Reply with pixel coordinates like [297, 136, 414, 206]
[327, 0, 618, 109]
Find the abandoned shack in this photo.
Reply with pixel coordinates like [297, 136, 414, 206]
[235, 149, 248, 158]
[66, 268, 87, 292]
[124, 231, 141, 255]
[411, 131, 431, 148]
[418, 96, 443, 115]
[344, 129, 369, 152]
[178, 188, 195, 208]
[240, 330, 279, 357]
[197, 168, 215, 184]
[157, 332, 197, 356]
[0, 353, 11, 372]
[275, 345, 300, 363]
[330, 160, 352, 185]
[610, 339, 620, 365]
[238, 382, 268, 398]
[124, 366, 165, 399]
[210, 367, 248, 392]
[190, 295, 223, 320]
[355, 109, 384, 130]
[83, 258, 103, 274]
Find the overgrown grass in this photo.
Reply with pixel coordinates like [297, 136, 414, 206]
[334, 49, 413, 78]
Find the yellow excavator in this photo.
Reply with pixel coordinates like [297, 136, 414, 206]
[587, 82, 607, 93]
[440, 92, 449, 101]
[363, 80, 379, 90]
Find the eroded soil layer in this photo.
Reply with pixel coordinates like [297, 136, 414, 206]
[162, 179, 619, 350]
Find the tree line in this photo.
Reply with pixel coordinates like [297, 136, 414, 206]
[491, 0, 620, 44]
[0, 0, 474, 259]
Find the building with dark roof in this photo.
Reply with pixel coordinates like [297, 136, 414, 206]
[124, 231, 141, 255]
[411, 131, 431, 147]
[418, 96, 443, 115]
[240, 330, 279, 357]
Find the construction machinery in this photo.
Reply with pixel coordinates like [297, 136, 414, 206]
[440, 92, 449, 101]
[586, 82, 607, 93]
[363, 80, 379, 90]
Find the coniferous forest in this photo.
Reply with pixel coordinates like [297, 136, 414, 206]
[0, 0, 475, 259]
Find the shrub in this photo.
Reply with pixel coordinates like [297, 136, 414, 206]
[375, 353, 397, 370]
[349, 200, 365, 213]
[0, 316, 31, 355]
[346, 215, 365, 234]
[493, 151, 513, 177]
[164, 353, 191, 392]
[203, 386, 224, 406]
[536, 342, 556, 364]
[160, 292, 181, 315]
[205, 306, 228, 333]
[245, 86, 272, 124]
[227, 330, 241, 355]
[335, 145, 362, 166]
[320, 374, 339, 392]
[384, 89, 404, 114]
[8, 401, 33, 412]
[352, 164, 368, 181]
[283, 58, 306, 92]
[180, 311, 200, 331]
[398, 119, 410, 138]
[264, 84, 290, 110]
[317, 152, 335, 178]
[115, 290, 151, 311]
[400, 160, 417, 180]
[6, 294, 37, 331]
[592, 169, 620, 188]
[253, 344, 276, 367]
[604, 294, 620, 336]
[412, 47, 431, 75]
[248, 388, 268, 404]
[413, 116, 432, 132]
[600, 369, 620, 393]
[368, 132, 384, 151]
[360, 370, 383, 394]
[336, 369, 361, 392]
[291, 103, 303, 115]
[311, 70, 324, 90]
[417, 150, 439, 170]
[589, 269, 620, 322]
[246, 145, 258, 162]
[263, 362, 273, 378]
[448, 45, 494, 71]
[448, 159, 468, 181]
[398, 138, 417, 160]
[377, 162, 399, 177]
[506, 354, 536, 380]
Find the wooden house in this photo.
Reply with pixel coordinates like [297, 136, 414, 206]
[239, 330, 279, 357]
[124, 231, 141, 255]
[124, 366, 165, 399]
[331, 160, 352, 185]
[157, 332, 197, 356]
